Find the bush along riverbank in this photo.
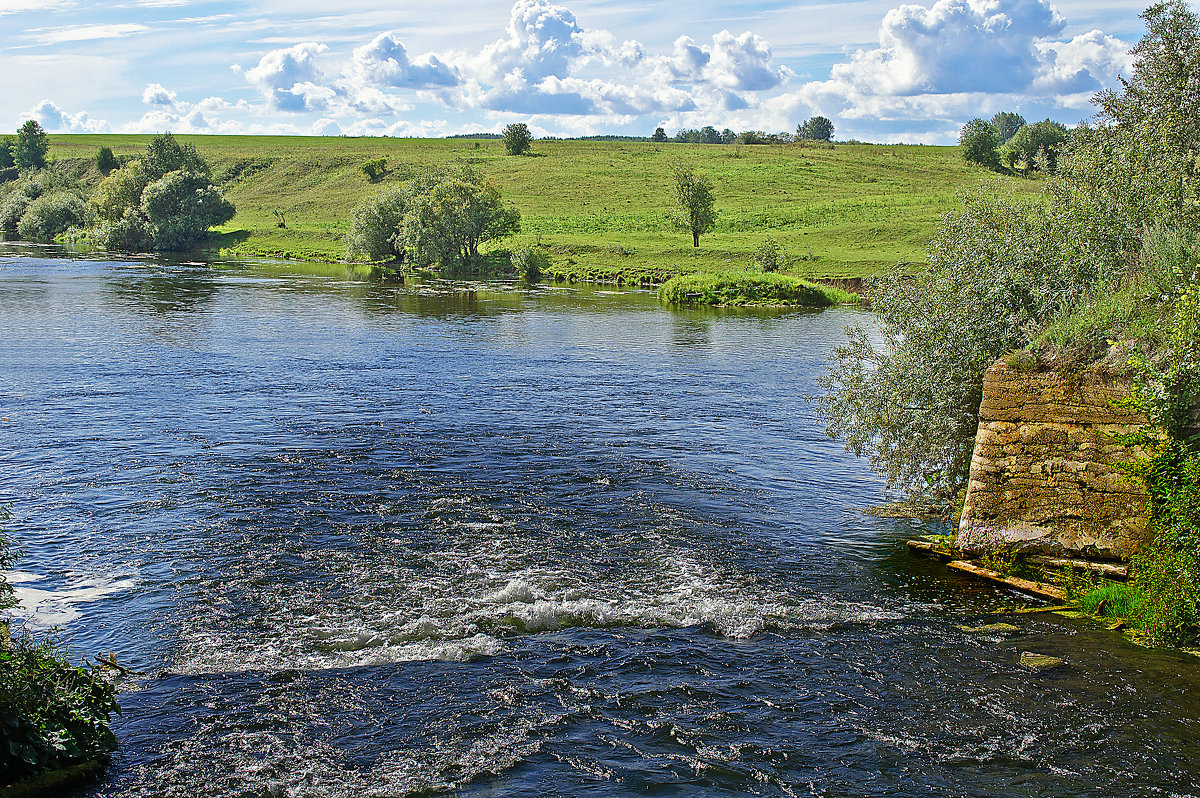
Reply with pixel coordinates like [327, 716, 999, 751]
[657, 271, 859, 307]
[0, 508, 121, 795]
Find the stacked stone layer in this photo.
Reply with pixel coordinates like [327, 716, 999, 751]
[958, 362, 1154, 560]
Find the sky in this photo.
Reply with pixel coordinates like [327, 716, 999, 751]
[0, 0, 1181, 143]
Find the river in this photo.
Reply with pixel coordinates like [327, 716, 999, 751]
[2, 247, 1200, 797]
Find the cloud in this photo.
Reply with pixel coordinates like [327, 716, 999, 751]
[660, 30, 791, 92]
[142, 83, 177, 107]
[829, 0, 1065, 96]
[31, 22, 149, 45]
[1035, 29, 1133, 94]
[26, 99, 108, 133]
[349, 31, 459, 90]
[0, 0, 70, 15]
[466, 0, 585, 83]
[791, 0, 1131, 139]
[243, 42, 331, 112]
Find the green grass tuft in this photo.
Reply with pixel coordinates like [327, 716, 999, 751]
[1075, 582, 1146, 618]
[657, 271, 859, 307]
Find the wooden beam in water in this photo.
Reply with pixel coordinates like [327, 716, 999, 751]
[1024, 555, 1127, 580]
[946, 559, 1067, 601]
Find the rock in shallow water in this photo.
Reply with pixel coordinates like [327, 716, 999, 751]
[1019, 651, 1066, 671]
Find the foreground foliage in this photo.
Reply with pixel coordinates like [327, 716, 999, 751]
[818, 0, 1200, 507]
[0, 509, 121, 785]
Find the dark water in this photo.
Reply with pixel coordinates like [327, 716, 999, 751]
[3, 247, 1200, 797]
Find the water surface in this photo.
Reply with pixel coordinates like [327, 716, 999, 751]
[2, 247, 1199, 797]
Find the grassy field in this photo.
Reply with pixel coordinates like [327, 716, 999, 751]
[47, 134, 1040, 282]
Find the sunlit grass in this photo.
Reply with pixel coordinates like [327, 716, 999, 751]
[48, 134, 1041, 281]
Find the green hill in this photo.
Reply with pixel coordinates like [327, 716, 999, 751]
[47, 135, 1038, 282]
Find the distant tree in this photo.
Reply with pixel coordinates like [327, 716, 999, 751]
[652, 127, 667, 142]
[14, 120, 49, 171]
[798, 115, 835, 141]
[95, 146, 118, 175]
[402, 165, 520, 271]
[990, 111, 1026, 144]
[139, 132, 206, 181]
[958, 118, 1000, 168]
[503, 122, 532, 156]
[1002, 119, 1068, 174]
[720, 128, 736, 144]
[738, 130, 766, 145]
[89, 133, 234, 251]
[669, 164, 717, 247]
[139, 169, 235, 249]
[700, 125, 721, 144]
[674, 128, 702, 143]
[346, 186, 407, 262]
[0, 137, 14, 170]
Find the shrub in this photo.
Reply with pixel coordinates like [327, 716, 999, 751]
[345, 165, 519, 271]
[345, 186, 406, 262]
[510, 244, 550, 283]
[816, 184, 1091, 502]
[138, 169, 235, 250]
[360, 158, 387, 182]
[403, 165, 520, 270]
[750, 238, 789, 272]
[16, 192, 87, 241]
[95, 147, 117, 175]
[959, 118, 1000, 169]
[503, 123, 532, 156]
[0, 193, 31, 236]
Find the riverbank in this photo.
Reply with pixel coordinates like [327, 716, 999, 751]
[44, 135, 1039, 283]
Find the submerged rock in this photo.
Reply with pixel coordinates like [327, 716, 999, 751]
[1019, 651, 1066, 671]
[957, 622, 1021, 633]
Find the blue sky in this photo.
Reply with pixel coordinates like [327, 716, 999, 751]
[0, 0, 1174, 143]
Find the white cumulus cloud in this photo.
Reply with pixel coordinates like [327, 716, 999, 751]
[349, 31, 459, 90]
[244, 42, 331, 112]
[26, 99, 108, 133]
[141, 82, 177, 107]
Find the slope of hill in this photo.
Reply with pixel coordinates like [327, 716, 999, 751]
[48, 135, 1039, 282]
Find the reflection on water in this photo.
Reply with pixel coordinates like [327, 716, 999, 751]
[2, 245, 1199, 797]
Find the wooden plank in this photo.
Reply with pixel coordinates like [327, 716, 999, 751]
[1024, 555, 1127, 580]
[947, 560, 1067, 601]
[905, 539, 954, 560]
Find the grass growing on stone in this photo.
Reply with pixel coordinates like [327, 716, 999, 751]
[657, 271, 859, 306]
[44, 134, 1039, 281]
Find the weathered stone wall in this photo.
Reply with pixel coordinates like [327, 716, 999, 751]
[957, 361, 1153, 560]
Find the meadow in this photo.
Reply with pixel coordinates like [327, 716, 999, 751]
[48, 134, 1038, 282]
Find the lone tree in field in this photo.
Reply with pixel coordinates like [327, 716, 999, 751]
[958, 118, 1000, 168]
[798, 116, 835, 141]
[652, 127, 667, 142]
[503, 123, 532, 156]
[670, 164, 716, 247]
[14, 120, 49, 171]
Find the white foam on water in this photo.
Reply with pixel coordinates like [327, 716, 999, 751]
[173, 532, 902, 675]
[4, 569, 137, 627]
